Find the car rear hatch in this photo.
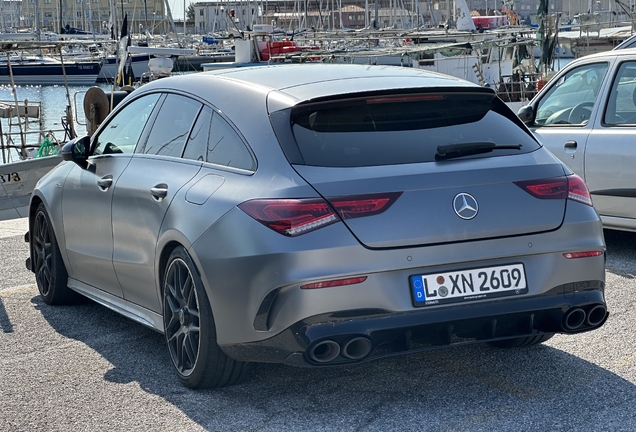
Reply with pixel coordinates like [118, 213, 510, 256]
[271, 89, 568, 249]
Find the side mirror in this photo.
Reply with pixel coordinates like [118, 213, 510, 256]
[61, 136, 90, 169]
[517, 105, 535, 125]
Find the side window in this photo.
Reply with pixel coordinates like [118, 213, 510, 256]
[603, 62, 636, 126]
[183, 107, 212, 162]
[93, 93, 160, 155]
[139, 94, 202, 157]
[535, 62, 608, 126]
[207, 112, 255, 170]
[183, 107, 255, 170]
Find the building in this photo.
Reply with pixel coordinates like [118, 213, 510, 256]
[21, 0, 166, 34]
[193, 0, 625, 33]
[0, 0, 21, 29]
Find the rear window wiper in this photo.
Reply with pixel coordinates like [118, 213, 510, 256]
[435, 142, 522, 161]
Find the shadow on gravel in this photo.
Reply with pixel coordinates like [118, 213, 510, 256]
[604, 229, 636, 277]
[33, 293, 636, 431]
[0, 298, 13, 333]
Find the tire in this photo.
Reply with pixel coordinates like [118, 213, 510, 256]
[489, 333, 554, 349]
[32, 203, 75, 305]
[163, 246, 253, 389]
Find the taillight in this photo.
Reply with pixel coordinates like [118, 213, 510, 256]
[514, 175, 593, 207]
[566, 174, 593, 206]
[239, 198, 338, 237]
[514, 177, 567, 199]
[239, 192, 402, 237]
[329, 192, 403, 220]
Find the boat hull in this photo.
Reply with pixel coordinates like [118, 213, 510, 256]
[0, 62, 101, 85]
[0, 155, 62, 220]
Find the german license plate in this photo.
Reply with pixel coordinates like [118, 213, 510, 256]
[410, 264, 528, 307]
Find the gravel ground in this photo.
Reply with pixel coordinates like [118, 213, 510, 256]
[1, 228, 635, 431]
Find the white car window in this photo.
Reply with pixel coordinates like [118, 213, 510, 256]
[603, 61, 636, 125]
[535, 62, 608, 126]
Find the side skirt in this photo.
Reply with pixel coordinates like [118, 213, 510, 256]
[67, 278, 164, 333]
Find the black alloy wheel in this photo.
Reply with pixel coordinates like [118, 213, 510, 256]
[32, 203, 75, 305]
[162, 246, 252, 389]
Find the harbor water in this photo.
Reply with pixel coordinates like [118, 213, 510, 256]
[0, 82, 113, 142]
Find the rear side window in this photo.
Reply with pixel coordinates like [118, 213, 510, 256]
[286, 91, 540, 167]
[183, 106, 255, 171]
[139, 94, 202, 157]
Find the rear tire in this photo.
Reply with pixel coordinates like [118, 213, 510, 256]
[489, 334, 554, 349]
[162, 246, 253, 389]
[32, 203, 75, 305]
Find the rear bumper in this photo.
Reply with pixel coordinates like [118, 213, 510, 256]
[220, 281, 606, 367]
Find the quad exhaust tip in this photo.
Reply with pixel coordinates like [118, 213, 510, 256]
[563, 307, 586, 330]
[563, 304, 607, 331]
[585, 304, 607, 327]
[308, 337, 373, 363]
[308, 340, 341, 363]
[341, 337, 373, 360]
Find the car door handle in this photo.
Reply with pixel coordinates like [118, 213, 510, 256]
[97, 176, 113, 191]
[150, 185, 168, 201]
[564, 140, 578, 149]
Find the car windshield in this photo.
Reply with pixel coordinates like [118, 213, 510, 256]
[287, 91, 540, 167]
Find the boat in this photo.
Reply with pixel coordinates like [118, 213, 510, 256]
[0, 99, 63, 220]
[0, 41, 101, 85]
[0, 56, 101, 86]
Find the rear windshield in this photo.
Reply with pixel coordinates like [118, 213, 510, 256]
[284, 91, 540, 167]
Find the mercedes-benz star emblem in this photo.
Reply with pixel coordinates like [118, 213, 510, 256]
[453, 193, 479, 220]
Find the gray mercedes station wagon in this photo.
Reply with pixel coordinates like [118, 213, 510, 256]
[27, 64, 608, 389]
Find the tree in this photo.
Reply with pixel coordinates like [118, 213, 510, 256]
[187, 4, 195, 23]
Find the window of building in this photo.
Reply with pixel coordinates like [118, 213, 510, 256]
[200, 9, 204, 16]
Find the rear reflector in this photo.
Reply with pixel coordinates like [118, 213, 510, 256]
[239, 193, 402, 237]
[301, 276, 368, 289]
[514, 174, 593, 206]
[563, 251, 604, 259]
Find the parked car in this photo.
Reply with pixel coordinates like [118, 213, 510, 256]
[28, 64, 607, 389]
[518, 48, 636, 231]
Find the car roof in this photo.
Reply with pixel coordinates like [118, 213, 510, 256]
[571, 47, 636, 62]
[139, 63, 482, 111]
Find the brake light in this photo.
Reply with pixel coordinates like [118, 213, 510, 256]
[514, 177, 567, 199]
[566, 174, 593, 206]
[563, 251, 603, 259]
[239, 198, 338, 237]
[239, 192, 402, 237]
[366, 94, 445, 104]
[301, 276, 368, 289]
[514, 175, 593, 207]
[329, 192, 403, 220]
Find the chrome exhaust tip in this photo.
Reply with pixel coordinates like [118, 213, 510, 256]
[563, 307, 586, 331]
[308, 340, 341, 363]
[341, 337, 373, 360]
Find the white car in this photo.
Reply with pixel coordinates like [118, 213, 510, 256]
[519, 48, 636, 231]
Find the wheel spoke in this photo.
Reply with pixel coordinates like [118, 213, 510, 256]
[183, 333, 197, 369]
